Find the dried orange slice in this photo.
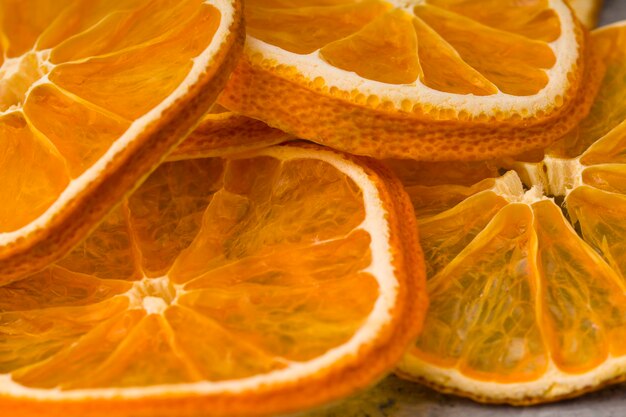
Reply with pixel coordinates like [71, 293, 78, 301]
[0, 144, 427, 417]
[220, 0, 597, 161]
[395, 22, 626, 404]
[0, 0, 243, 283]
[169, 104, 290, 160]
[570, 0, 603, 28]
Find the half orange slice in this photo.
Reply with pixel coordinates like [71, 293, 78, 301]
[396, 22, 626, 404]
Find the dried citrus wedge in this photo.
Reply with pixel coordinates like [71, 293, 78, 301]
[0, 0, 243, 283]
[0, 144, 427, 417]
[395, 22, 626, 404]
[570, 0, 603, 28]
[220, 0, 597, 161]
[169, 104, 290, 160]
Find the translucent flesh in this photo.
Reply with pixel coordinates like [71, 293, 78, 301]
[400, 24, 626, 380]
[414, 5, 553, 95]
[412, 16, 497, 96]
[0, 113, 70, 233]
[425, 0, 561, 42]
[0, 154, 379, 388]
[246, 0, 391, 55]
[321, 9, 421, 84]
[567, 187, 626, 281]
[414, 204, 548, 382]
[23, 84, 130, 178]
[246, 0, 557, 92]
[417, 192, 508, 278]
[0, 0, 76, 57]
[0, 0, 221, 232]
[533, 200, 626, 372]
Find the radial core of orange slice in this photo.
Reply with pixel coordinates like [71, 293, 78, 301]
[0, 145, 427, 417]
[0, 0, 243, 283]
[220, 0, 597, 161]
[395, 22, 626, 404]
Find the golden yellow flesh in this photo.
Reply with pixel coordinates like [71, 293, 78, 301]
[396, 25, 626, 395]
[0, 155, 379, 389]
[245, 0, 557, 92]
[0, 0, 220, 233]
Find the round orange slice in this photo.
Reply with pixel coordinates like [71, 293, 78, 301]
[220, 0, 598, 161]
[395, 22, 626, 404]
[0, 144, 427, 417]
[169, 104, 290, 160]
[0, 0, 243, 284]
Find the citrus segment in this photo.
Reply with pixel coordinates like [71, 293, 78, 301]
[221, 0, 594, 160]
[321, 9, 421, 85]
[426, 0, 562, 41]
[0, 113, 69, 233]
[1, 145, 427, 417]
[246, 0, 390, 55]
[414, 5, 554, 95]
[396, 22, 626, 404]
[532, 199, 626, 373]
[411, 17, 496, 96]
[23, 84, 129, 177]
[0, 0, 244, 283]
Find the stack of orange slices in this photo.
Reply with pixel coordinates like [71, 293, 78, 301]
[1, 0, 625, 415]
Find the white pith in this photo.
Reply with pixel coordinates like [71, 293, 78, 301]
[0, 146, 401, 401]
[245, 0, 579, 118]
[399, 352, 626, 402]
[0, 0, 236, 247]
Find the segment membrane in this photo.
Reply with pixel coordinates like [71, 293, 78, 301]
[165, 305, 287, 380]
[23, 83, 130, 178]
[180, 268, 377, 361]
[425, 0, 560, 42]
[417, 191, 508, 277]
[412, 16, 496, 95]
[49, 3, 219, 119]
[170, 157, 365, 283]
[12, 310, 144, 389]
[246, 0, 390, 54]
[533, 200, 626, 372]
[49, 0, 204, 64]
[414, 5, 553, 95]
[0, 0, 75, 57]
[414, 204, 548, 382]
[0, 113, 70, 233]
[567, 186, 626, 282]
[0, 267, 131, 312]
[321, 9, 421, 84]
[69, 314, 202, 388]
[127, 159, 224, 277]
[0, 298, 128, 373]
[56, 205, 140, 281]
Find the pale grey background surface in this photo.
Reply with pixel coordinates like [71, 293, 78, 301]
[304, 1, 626, 416]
